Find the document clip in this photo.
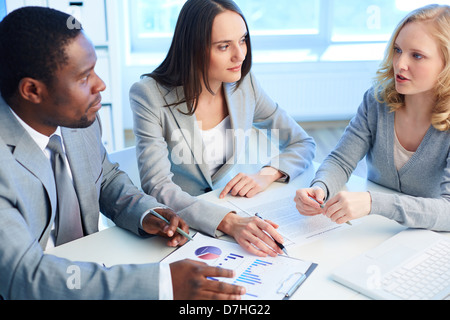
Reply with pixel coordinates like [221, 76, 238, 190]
[277, 272, 307, 299]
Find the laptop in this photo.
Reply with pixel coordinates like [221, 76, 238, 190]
[331, 229, 450, 300]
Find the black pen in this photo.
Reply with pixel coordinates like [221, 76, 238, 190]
[255, 213, 289, 256]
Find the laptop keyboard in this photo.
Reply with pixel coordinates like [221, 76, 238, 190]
[381, 239, 450, 300]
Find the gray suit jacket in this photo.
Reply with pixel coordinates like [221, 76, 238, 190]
[0, 97, 164, 300]
[130, 72, 316, 236]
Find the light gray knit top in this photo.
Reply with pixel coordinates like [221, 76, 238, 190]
[312, 88, 450, 231]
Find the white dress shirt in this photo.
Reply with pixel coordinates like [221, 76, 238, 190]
[199, 116, 233, 176]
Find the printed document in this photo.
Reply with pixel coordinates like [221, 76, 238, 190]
[227, 195, 352, 247]
[162, 233, 316, 300]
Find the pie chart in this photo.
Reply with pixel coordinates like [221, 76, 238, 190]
[195, 246, 222, 260]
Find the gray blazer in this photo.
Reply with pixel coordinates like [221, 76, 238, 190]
[130, 72, 316, 236]
[0, 97, 164, 299]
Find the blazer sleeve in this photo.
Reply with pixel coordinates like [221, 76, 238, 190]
[248, 73, 316, 181]
[130, 79, 232, 237]
[0, 133, 162, 300]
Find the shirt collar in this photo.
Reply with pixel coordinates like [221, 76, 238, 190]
[9, 107, 62, 153]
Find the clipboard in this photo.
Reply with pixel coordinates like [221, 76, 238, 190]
[278, 262, 318, 300]
[161, 233, 317, 300]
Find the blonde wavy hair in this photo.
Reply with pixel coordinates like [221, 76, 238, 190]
[374, 4, 450, 132]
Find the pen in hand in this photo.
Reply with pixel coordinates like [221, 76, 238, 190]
[255, 213, 289, 256]
[146, 209, 194, 242]
[309, 197, 352, 226]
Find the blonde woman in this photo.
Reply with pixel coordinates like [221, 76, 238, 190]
[295, 4, 450, 230]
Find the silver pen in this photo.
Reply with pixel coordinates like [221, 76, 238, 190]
[309, 197, 352, 226]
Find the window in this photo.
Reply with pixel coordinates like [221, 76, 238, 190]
[235, 0, 320, 36]
[128, 0, 184, 53]
[331, 0, 450, 42]
[127, 0, 450, 62]
[0, 0, 6, 22]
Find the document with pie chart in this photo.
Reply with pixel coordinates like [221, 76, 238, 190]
[161, 233, 317, 300]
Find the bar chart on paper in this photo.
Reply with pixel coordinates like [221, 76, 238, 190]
[162, 233, 316, 300]
[215, 252, 274, 298]
[233, 259, 273, 297]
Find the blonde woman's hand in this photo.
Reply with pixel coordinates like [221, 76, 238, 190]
[294, 187, 326, 217]
[323, 191, 372, 224]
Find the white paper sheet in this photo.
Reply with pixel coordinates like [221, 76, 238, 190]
[162, 233, 316, 300]
[228, 196, 352, 247]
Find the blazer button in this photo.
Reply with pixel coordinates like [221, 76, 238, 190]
[204, 187, 212, 193]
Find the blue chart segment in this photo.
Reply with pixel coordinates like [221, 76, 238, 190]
[195, 247, 278, 299]
[235, 259, 273, 286]
[195, 246, 222, 260]
[218, 253, 244, 266]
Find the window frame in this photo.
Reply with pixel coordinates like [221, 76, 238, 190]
[127, 0, 336, 53]
[124, 0, 447, 65]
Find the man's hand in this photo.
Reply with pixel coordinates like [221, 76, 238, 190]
[170, 259, 246, 300]
[142, 208, 190, 247]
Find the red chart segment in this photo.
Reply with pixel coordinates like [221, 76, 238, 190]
[195, 246, 222, 260]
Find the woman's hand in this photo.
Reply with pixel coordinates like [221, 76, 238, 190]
[295, 188, 371, 224]
[294, 187, 326, 217]
[219, 167, 283, 199]
[218, 212, 284, 257]
[323, 191, 372, 224]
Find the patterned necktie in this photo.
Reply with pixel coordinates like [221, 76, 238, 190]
[47, 135, 84, 246]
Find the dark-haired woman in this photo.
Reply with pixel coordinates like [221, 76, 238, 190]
[130, 0, 315, 256]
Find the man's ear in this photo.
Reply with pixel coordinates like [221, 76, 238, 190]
[17, 78, 47, 104]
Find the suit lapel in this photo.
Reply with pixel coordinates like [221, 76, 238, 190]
[0, 99, 57, 243]
[163, 86, 213, 186]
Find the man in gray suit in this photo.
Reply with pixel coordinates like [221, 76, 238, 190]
[0, 7, 245, 300]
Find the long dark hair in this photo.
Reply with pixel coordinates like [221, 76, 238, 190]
[142, 0, 252, 115]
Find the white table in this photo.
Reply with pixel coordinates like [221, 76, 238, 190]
[46, 163, 448, 300]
